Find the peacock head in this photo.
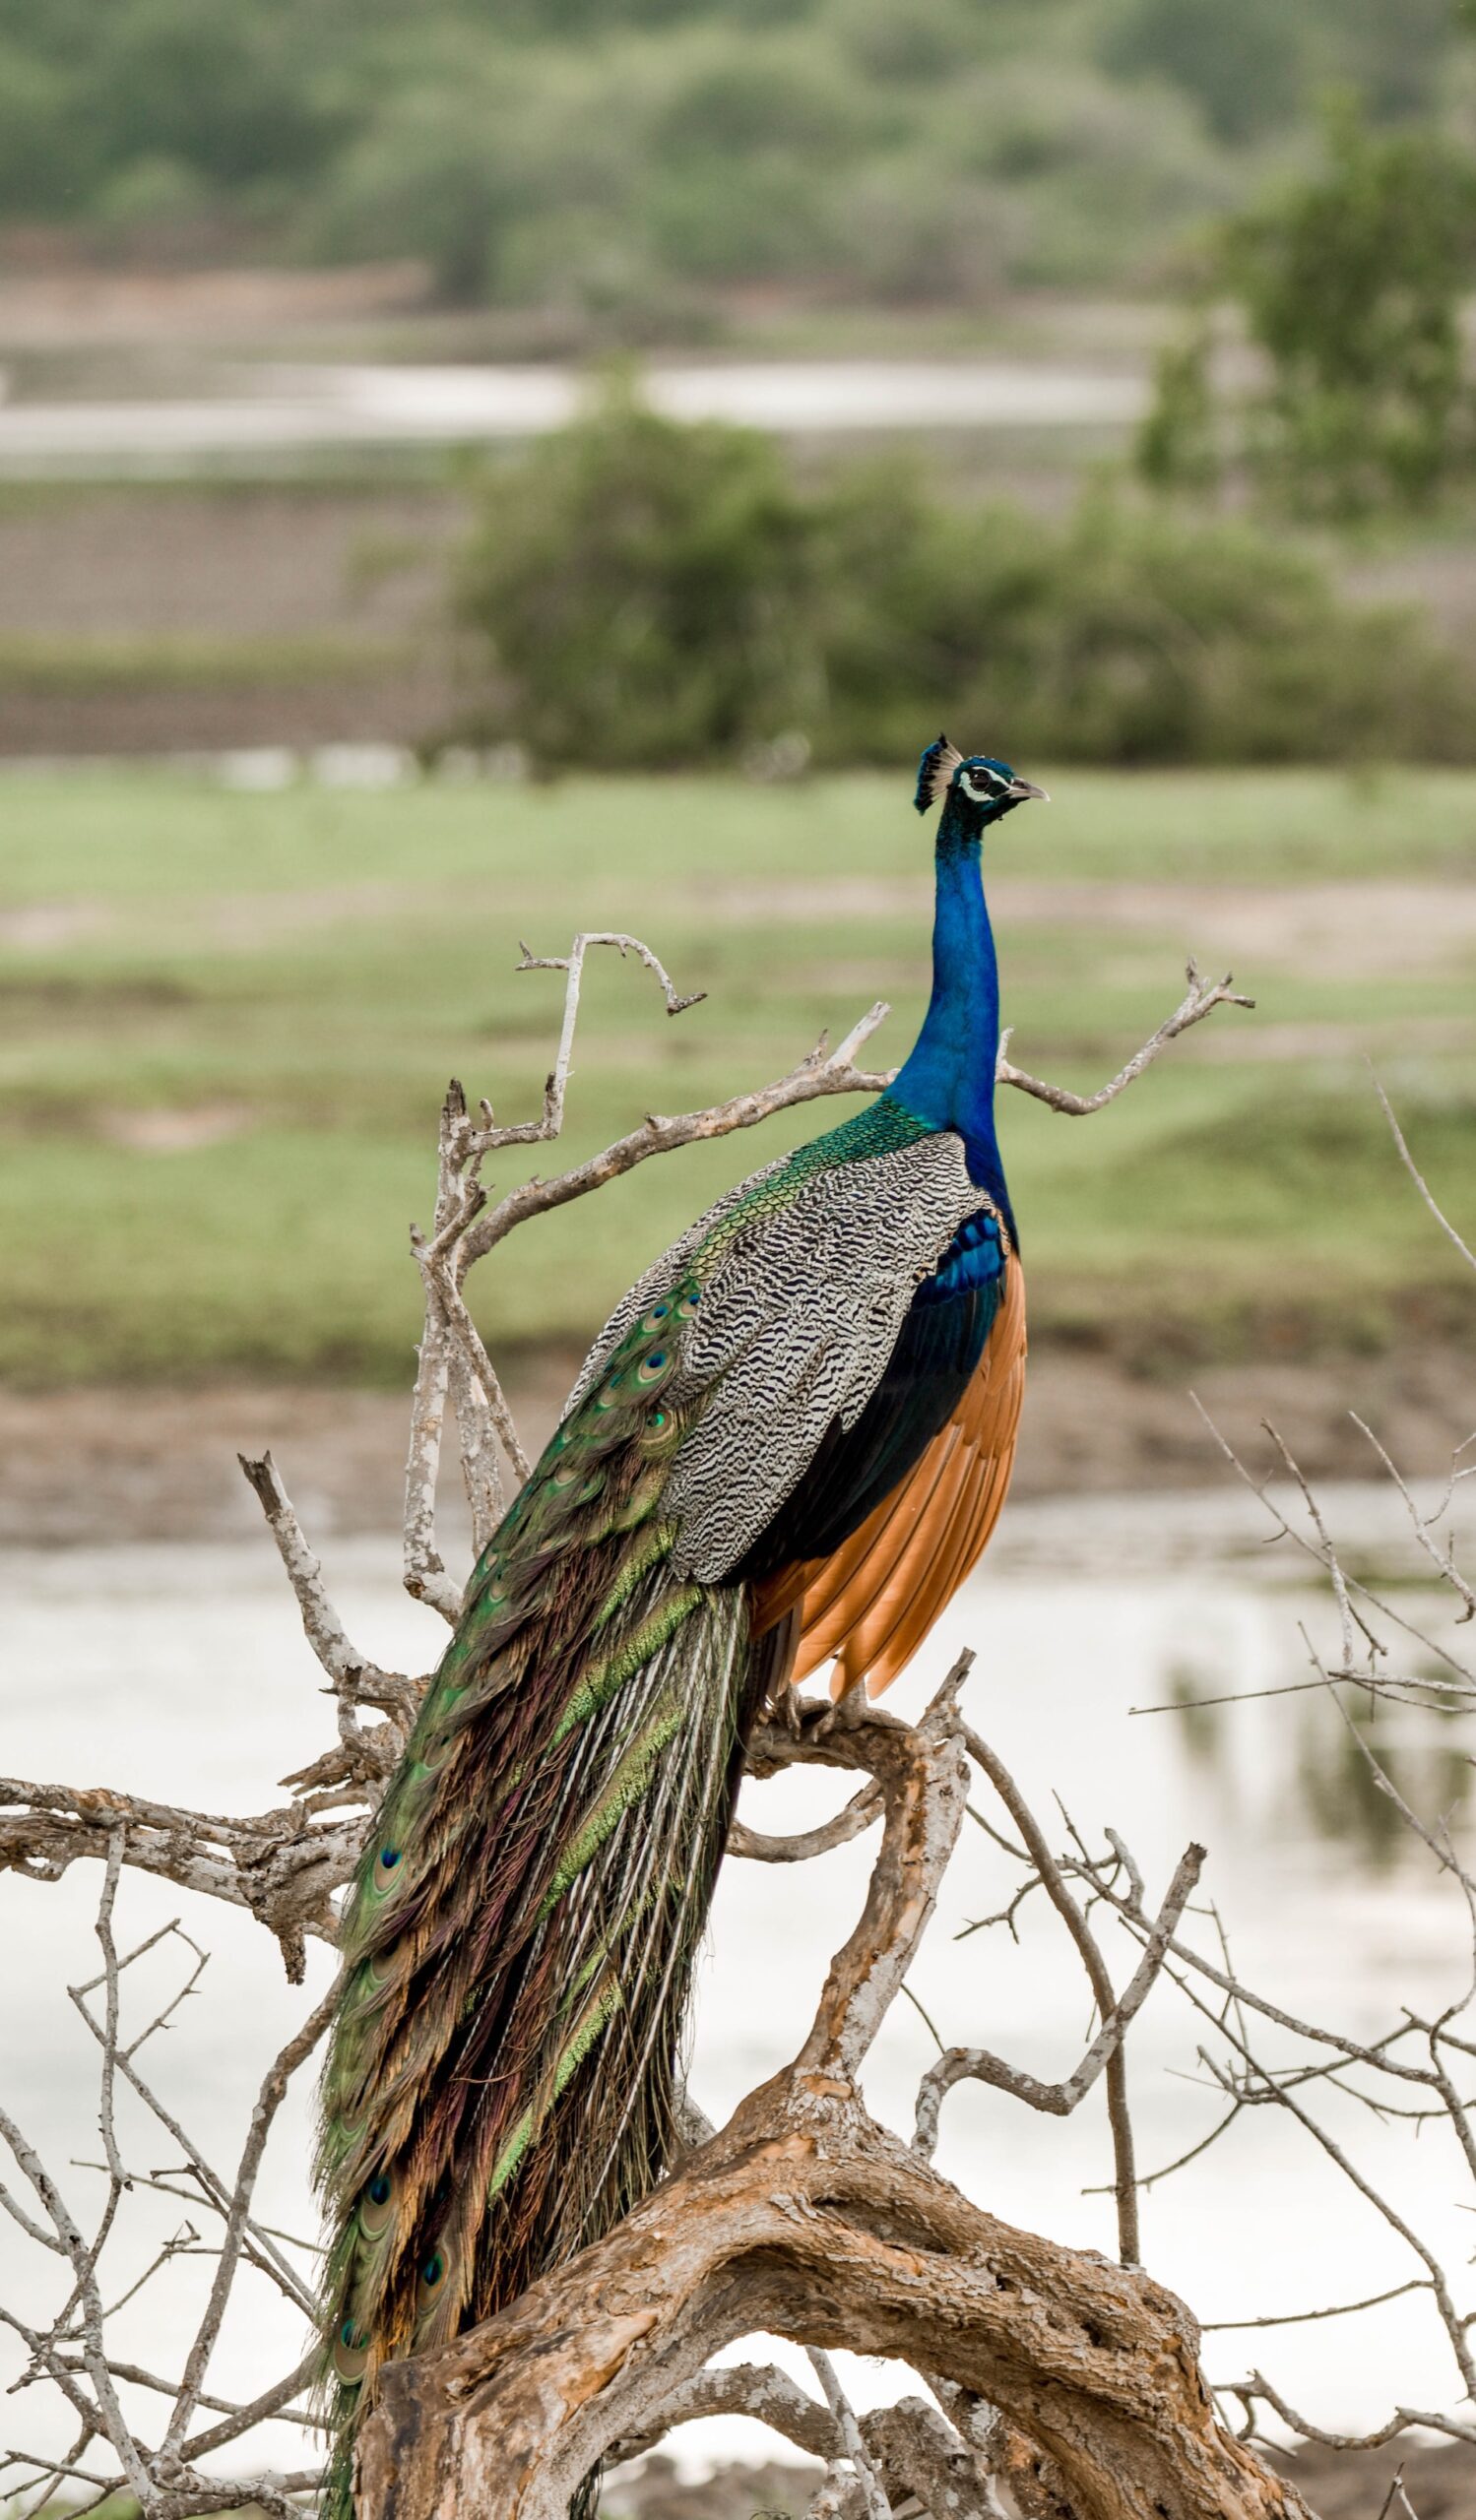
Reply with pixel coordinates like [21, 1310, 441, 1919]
[913, 733, 1048, 829]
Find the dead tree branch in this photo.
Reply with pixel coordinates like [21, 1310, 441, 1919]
[0, 1879, 329, 2520]
[4, 918, 1279, 2519]
[997, 960, 1253, 1116]
[2, 934, 1251, 1944]
[915, 1842, 1202, 2158]
[355, 1685, 1304, 2520]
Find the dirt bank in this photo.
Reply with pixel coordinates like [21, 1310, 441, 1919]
[3, 1339, 1469, 1547]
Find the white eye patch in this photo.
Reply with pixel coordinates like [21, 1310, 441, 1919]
[959, 765, 1009, 804]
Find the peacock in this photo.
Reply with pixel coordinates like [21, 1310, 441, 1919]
[316, 734, 1043, 2508]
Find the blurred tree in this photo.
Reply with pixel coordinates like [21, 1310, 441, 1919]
[82, 0, 337, 190]
[1139, 94, 1476, 514]
[0, 0, 1462, 312]
[311, 59, 531, 301]
[644, 33, 872, 281]
[1230, 96, 1476, 509]
[0, 40, 79, 216]
[456, 385, 817, 765]
[1101, 0, 1308, 143]
[1135, 324, 1222, 494]
[1320, 0, 1456, 120]
[822, 0, 991, 85]
[454, 386, 1471, 767]
[1103, 0, 1456, 136]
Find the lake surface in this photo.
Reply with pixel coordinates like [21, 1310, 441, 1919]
[3, 1481, 1474, 2483]
[0, 357, 1146, 474]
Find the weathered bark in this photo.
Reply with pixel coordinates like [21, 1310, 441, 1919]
[354, 1676, 1308, 2520]
[354, 2072, 1309, 2520]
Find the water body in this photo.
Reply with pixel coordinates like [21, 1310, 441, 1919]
[0, 358, 1147, 475]
[1, 1483, 1472, 2482]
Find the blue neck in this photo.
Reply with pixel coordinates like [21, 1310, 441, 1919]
[890, 792, 1015, 1242]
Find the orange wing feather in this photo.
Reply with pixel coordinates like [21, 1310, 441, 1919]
[752, 1257, 1026, 1699]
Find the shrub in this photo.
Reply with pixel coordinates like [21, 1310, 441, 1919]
[950, 490, 1470, 765]
[1226, 99, 1476, 513]
[455, 387, 816, 768]
[454, 387, 1474, 768]
[1138, 96, 1476, 516]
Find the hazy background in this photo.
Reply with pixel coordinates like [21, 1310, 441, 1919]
[2, 0, 1476, 1467]
[5, 2, 1476, 2502]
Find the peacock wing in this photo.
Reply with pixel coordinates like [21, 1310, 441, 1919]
[760, 1248, 1027, 1697]
[660, 1112, 987, 1581]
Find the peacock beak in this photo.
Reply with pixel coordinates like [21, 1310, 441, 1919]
[1006, 777, 1049, 804]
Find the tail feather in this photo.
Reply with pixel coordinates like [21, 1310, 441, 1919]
[316, 1284, 763, 2515]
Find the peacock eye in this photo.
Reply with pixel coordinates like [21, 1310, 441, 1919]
[334, 2317, 371, 2379]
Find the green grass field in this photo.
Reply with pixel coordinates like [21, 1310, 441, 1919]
[2, 764, 1474, 1385]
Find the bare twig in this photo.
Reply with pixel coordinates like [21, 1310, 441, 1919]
[236, 1451, 411, 1708]
[996, 959, 1253, 1115]
[807, 2349, 891, 2520]
[608, 2361, 835, 2465]
[164, 1975, 339, 2446]
[1, 1774, 366, 1971]
[1372, 1070, 1476, 1277]
[916, 1842, 1202, 2163]
[960, 1727, 1161, 2265]
[729, 1779, 883, 1862]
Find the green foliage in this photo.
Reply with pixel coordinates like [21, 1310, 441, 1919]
[1102, 0, 1309, 144]
[1102, 0, 1454, 139]
[310, 56, 527, 302]
[0, 39, 76, 217]
[959, 491, 1468, 765]
[455, 390, 816, 766]
[1135, 327, 1221, 492]
[0, 0, 1464, 308]
[456, 390, 1472, 769]
[1227, 98, 1476, 511]
[1317, 0, 1458, 120]
[1141, 95, 1476, 516]
[82, 0, 339, 192]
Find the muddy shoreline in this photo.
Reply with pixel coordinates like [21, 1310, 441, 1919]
[3, 1339, 1470, 1547]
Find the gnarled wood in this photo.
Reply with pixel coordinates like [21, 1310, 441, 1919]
[354, 2076, 1309, 2520]
[354, 1679, 1307, 2520]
